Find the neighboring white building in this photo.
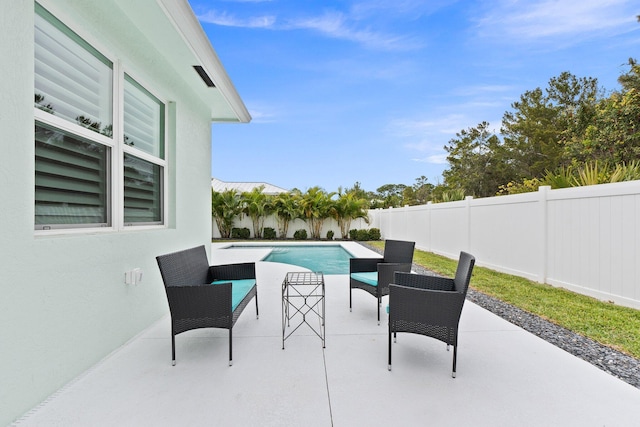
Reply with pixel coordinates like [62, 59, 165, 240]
[0, 1, 249, 424]
[212, 177, 289, 195]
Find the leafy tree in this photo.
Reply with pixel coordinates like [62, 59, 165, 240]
[410, 175, 434, 205]
[501, 72, 601, 176]
[548, 72, 601, 154]
[272, 192, 299, 238]
[241, 186, 272, 238]
[430, 183, 449, 203]
[582, 89, 640, 164]
[211, 189, 241, 238]
[298, 187, 336, 239]
[375, 183, 406, 208]
[343, 182, 368, 200]
[580, 61, 640, 164]
[401, 186, 418, 206]
[443, 121, 515, 197]
[501, 88, 563, 178]
[332, 190, 369, 239]
[618, 58, 640, 92]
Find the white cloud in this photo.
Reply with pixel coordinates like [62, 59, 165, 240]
[387, 115, 461, 168]
[475, 0, 637, 42]
[197, 10, 276, 28]
[389, 110, 503, 168]
[450, 84, 514, 97]
[412, 154, 448, 164]
[350, 0, 458, 20]
[197, 6, 423, 51]
[389, 114, 469, 138]
[284, 11, 422, 50]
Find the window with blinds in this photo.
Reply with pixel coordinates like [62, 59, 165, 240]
[34, 3, 166, 231]
[34, 3, 112, 136]
[123, 74, 164, 225]
[35, 123, 109, 228]
[124, 75, 164, 158]
[124, 154, 162, 224]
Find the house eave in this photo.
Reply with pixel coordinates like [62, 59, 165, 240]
[114, 0, 251, 123]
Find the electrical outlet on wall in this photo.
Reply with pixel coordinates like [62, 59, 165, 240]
[124, 269, 143, 285]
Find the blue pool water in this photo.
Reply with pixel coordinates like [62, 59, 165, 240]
[228, 245, 354, 275]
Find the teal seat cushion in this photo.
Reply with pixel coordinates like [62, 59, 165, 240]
[350, 272, 378, 287]
[211, 279, 256, 312]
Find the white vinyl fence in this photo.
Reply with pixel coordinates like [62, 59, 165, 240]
[369, 181, 640, 310]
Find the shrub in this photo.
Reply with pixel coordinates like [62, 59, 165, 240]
[326, 230, 334, 240]
[349, 229, 359, 240]
[441, 189, 466, 202]
[368, 228, 381, 240]
[293, 229, 307, 240]
[356, 229, 370, 241]
[497, 178, 542, 195]
[263, 227, 277, 240]
[231, 227, 250, 239]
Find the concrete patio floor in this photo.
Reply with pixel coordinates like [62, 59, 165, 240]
[15, 243, 640, 426]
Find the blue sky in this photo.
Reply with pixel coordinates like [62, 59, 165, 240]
[189, 0, 639, 193]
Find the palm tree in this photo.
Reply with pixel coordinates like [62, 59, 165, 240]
[272, 192, 299, 238]
[333, 190, 370, 239]
[299, 187, 336, 239]
[211, 189, 241, 238]
[241, 186, 272, 238]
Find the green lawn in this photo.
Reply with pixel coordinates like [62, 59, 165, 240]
[368, 241, 640, 359]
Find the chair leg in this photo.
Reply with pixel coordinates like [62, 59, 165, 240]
[171, 333, 176, 366]
[229, 329, 233, 367]
[255, 292, 259, 319]
[394, 332, 397, 343]
[377, 297, 381, 325]
[388, 326, 392, 371]
[452, 344, 457, 378]
[349, 287, 352, 312]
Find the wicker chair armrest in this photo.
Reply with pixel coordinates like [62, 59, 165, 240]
[349, 257, 382, 273]
[389, 284, 465, 327]
[165, 283, 232, 319]
[209, 262, 256, 282]
[393, 272, 455, 291]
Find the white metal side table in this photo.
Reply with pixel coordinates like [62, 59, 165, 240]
[282, 271, 325, 349]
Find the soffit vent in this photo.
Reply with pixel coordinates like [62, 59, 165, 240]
[193, 65, 216, 88]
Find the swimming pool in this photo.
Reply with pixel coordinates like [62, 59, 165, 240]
[226, 244, 354, 275]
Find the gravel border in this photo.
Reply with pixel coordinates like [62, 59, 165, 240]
[359, 242, 640, 389]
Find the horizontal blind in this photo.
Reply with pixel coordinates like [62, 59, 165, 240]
[124, 75, 164, 158]
[34, 4, 113, 136]
[35, 123, 109, 227]
[124, 154, 162, 224]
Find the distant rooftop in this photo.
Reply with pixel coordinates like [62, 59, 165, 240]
[211, 178, 289, 195]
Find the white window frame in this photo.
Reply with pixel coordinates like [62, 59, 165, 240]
[34, 2, 168, 235]
[120, 69, 168, 229]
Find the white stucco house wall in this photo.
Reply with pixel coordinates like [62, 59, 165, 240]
[0, 1, 250, 424]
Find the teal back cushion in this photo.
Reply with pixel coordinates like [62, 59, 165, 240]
[350, 272, 378, 287]
[211, 279, 256, 311]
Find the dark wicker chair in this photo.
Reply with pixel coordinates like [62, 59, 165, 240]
[349, 239, 415, 324]
[388, 251, 475, 377]
[156, 245, 258, 366]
